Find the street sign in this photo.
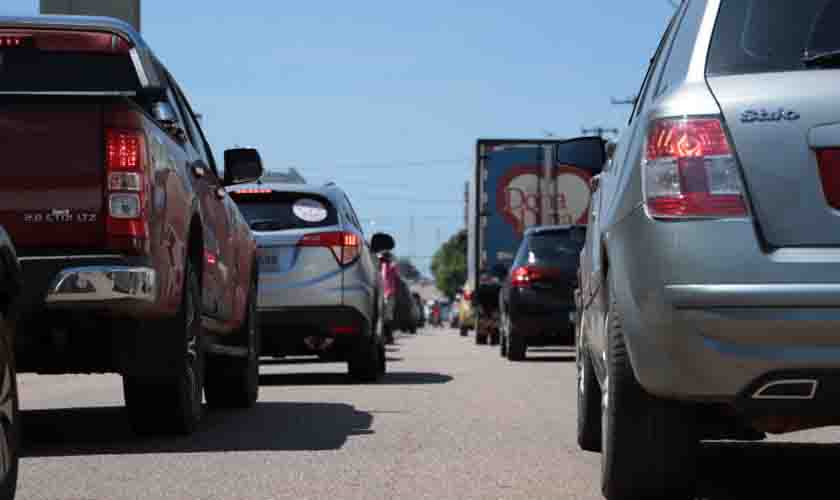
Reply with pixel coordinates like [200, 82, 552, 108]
[40, 0, 141, 32]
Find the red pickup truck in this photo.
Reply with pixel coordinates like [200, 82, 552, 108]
[0, 16, 262, 435]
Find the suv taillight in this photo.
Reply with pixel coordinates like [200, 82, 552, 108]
[298, 231, 361, 266]
[0, 29, 131, 53]
[643, 118, 748, 218]
[105, 129, 149, 243]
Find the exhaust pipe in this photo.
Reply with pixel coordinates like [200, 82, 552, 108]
[752, 379, 818, 400]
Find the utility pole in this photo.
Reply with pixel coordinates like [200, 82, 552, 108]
[581, 126, 619, 139]
[464, 181, 469, 230]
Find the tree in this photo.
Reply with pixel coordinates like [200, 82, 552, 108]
[397, 257, 421, 282]
[431, 229, 467, 299]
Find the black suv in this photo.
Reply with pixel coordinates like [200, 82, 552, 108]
[499, 225, 585, 360]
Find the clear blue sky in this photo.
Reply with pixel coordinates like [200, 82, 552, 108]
[2, 0, 675, 277]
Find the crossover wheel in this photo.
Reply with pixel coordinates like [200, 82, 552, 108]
[125, 258, 205, 435]
[349, 317, 385, 383]
[205, 277, 260, 409]
[600, 297, 698, 500]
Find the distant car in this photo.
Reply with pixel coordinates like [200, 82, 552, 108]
[575, 2, 840, 498]
[499, 225, 584, 360]
[229, 182, 395, 382]
[411, 292, 425, 328]
[394, 276, 416, 334]
[0, 227, 21, 500]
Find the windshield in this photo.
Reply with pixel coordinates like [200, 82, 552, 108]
[708, 0, 839, 75]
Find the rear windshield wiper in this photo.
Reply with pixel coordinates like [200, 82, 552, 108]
[802, 49, 840, 68]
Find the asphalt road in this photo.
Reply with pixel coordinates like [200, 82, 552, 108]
[13, 327, 840, 499]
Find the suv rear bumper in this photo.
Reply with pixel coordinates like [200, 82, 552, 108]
[258, 306, 371, 357]
[609, 208, 840, 405]
[46, 266, 157, 306]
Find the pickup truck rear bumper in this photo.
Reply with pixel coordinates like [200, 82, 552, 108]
[46, 266, 157, 306]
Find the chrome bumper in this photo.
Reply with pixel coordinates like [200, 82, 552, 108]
[45, 266, 157, 305]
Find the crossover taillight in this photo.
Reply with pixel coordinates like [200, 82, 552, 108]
[0, 29, 131, 53]
[643, 118, 748, 218]
[105, 129, 149, 243]
[298, 231, 361, 266]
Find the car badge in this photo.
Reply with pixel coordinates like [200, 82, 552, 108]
[740, 108, 800, 123]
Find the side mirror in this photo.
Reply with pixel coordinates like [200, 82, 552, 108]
[554, 136, 608, 175]
[370, 233, 395, 253]
[590, 174, 602, 191]
[153, 102, 187, 143]
[224, 148, 264, 186]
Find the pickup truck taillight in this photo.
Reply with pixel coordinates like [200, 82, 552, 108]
[643, 118, 748, 219]
[298, 231, 360, 266]
[105, 129, 149, 245]
[0, 29, 131, 53]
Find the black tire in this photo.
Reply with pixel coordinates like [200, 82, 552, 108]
[124, 258, 204, 435]
[506, 326, 526, 361]
[576, 318, 601, 452]
[205, 277, 260, 409]
[490, 330, 500, 346]
[349, 317, 385, 383]
[0, 317, 19, 500]
[384, 323, 395, 345]
[475, 332, 487, 345]
[601, 297, 698, 500]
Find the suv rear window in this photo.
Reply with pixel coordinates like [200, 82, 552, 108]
[708, 0, 838, 76]
[230, 192, 338, 231]
[523, 231, 584, 271]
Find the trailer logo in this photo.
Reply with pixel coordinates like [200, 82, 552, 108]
[496, 165, 592, 235]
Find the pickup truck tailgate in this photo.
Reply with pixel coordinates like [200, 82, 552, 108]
[0, 101, 105, 252]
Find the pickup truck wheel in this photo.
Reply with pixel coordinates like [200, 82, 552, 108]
[576, 321, 601, 452]
[0, 320, 19, 500]
[601, 297, 697, 500]
[124, 259, 204, 435]
[205, 278, 260, 409]
[348, 319, 384, 383]
[506, 326, 526, 361]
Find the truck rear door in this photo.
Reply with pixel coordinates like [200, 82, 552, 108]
[0, 28, 142, 253]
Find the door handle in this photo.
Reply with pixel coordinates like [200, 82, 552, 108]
[215, 187, 226, 199]
[193, 165, 206, 177]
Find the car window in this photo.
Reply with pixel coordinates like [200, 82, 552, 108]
[526, 231, 585, 272]
[342, 193, 364, 234]
[630, 4, 684, 122]
[229, 191, 338, 231]
[707, 0, 835, 76]
[167, 77, 220, 177]
[654, 0, 704, 98]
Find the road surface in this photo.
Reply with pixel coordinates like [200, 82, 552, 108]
[15, 328, 839, 499]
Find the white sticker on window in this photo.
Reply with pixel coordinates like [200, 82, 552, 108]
[292, 198, 328, 223]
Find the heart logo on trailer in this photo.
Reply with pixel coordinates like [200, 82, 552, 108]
[496, 165, 593, 236]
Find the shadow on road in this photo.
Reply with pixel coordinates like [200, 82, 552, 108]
[259, 371, 453, 386]
[521, 355, 574, 363]
[21, 401, 373, 458]
[696, 441, 840, 498]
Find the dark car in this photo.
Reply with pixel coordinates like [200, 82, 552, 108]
[0, 16, 262, 435]
[0, 227, 21, 500]
[499, 225, 585, 360]
[411, 292, 425, 329]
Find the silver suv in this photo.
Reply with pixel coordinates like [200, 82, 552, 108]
[575, 1, 840, 498]
[228, 182, 395, 382]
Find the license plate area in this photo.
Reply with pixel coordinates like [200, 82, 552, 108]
[257, 246, 294, 272]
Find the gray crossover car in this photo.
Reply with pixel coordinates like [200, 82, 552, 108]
[228, 182, 395, 382]
[575, 1, 840, 498]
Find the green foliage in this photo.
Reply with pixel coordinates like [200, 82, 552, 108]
[431, 229, 467, 299]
